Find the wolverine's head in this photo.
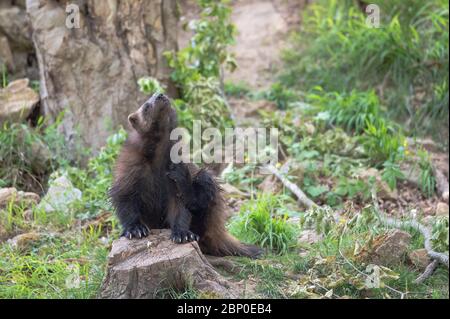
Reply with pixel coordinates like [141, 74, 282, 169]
[128, 93, 174, 135]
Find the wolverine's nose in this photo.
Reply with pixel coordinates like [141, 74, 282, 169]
[155, 93, 168, 101]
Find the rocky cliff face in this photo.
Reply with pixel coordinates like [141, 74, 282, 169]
[24, 0, 178, 149]
[0, 0, 39, 81]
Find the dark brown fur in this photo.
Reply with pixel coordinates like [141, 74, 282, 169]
[109, 94, 261, 258]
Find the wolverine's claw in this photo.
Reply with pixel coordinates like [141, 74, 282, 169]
[171, 230, 199, 244]
[122, 223, 150, 240]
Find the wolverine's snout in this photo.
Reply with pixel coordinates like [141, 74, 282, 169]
[128, 113, 138, 126]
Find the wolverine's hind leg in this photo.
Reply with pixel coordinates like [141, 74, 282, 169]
[190, 169, 218, 214]
[167, 165, 217, 215]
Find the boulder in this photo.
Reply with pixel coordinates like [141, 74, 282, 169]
[7, 232, 41, 250]
[408, 249, 431, 270]
[0, 79, 39, 125]
[0, 35, 14, 70]
[436, 202, 449, 217]
[38, 175, 82, 213]
[356, 168, 398, 201]
[0, 2, 37, 79]
[361, 230, 411, 266]
[0, 187, 40, 208]
[298, 229, 323, 245]
[26, 0, 179, 150]
[99, 229, 237, 299]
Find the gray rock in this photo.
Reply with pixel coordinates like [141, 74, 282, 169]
[408, 249, 431, 270]
[436, 202, 449, 217]
[26, 0, 178, 150]
[38, 175, 82, 213]
[0, 187, 40, 208]
[7, 232, 41, 250]
[298, 229, 323, 245]
[0, 78, 39, 125]
[0, 2, 36, 79]
[368, 230, 412, 266]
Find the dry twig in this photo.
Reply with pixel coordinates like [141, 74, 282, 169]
[265, 164, 316, 209]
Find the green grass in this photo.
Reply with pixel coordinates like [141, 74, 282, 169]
[294, 228, 449, 299]
[0, 127, 125, 299]
[0, 226, 111, 298]
[0, 113, 75, 193]
[232, 255, 289, 298]
[224, 80, 251, 98]
[229, 194, 299, 254]
[280, 0, 449, 139]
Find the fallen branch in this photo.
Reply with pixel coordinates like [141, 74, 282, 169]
[265, 164, 317, 209]
[415, 260, 439, 284]
[372, 190, 449, 269]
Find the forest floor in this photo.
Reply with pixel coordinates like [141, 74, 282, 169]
[0, 0, 448, 300]
[178, 0, 450, 299]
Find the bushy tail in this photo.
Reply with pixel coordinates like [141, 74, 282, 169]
[188, 168, 262, 258]
[199, 230, 262, 258]
[196, 190, 263, 259]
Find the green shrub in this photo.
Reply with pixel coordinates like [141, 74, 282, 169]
[164, 0, 236, 133]
[307, 89, 406, 166]
[416, 149, 437, 197]
[261, 83, 298, 110]
[224, 80, 250, 97]
[229, 194, 298, 254]
[281, 0, 449, 137]
[307, 89, 383, 134]
[67, 128, 127, 217]
[168, 0, 236, 83]
[138, 77, 166, 94]
[0, 114, 69, 192]
[360, 119, 406, 166]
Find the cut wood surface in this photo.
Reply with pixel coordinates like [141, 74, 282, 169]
[99, 229, 237, 299]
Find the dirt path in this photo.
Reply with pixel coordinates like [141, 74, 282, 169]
[178, 0, 307, 91]
[224, 0, 306, 90]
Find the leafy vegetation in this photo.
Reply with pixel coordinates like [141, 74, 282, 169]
[229, 194, 298, 254]
[0, 0, 448, 300]
[164, 0, 236, 132]
[0, 127, 124, 298]
[281, 0, 449, 139]
[0, 114, 71, 192]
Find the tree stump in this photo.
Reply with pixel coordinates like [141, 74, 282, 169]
[99, 229, 237, 299]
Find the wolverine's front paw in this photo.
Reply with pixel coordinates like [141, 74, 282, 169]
[170, 230, 199, 244]
[121, 223, 149, 239]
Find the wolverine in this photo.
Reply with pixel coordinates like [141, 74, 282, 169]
[109, 93, 262, 258]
